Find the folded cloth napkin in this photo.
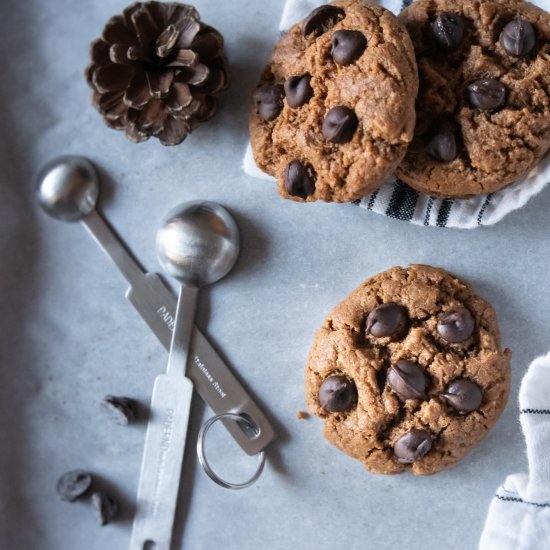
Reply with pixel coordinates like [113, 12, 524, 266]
[242, 0, 550, 229]
[479, 352, 550, 550]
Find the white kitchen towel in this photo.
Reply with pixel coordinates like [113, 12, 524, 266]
[242, 0, 550, 228]
[479, 352, 550, 550]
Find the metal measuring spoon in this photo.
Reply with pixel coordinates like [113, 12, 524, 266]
[35, 156, 275, 457]
[130, 202, 239, 550]
[36, 156, 172, 341]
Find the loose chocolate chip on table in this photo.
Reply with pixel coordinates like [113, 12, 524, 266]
[284, 160, 316, 199]
[284, 74, 313, 108]
[322, 106, 358, 144]
[394, 430, 432, 464]
[102, 395, 137, 426]
[501, 19, 536, 57]
[388, 360, 427, 401]
[426, 118, 459, 162]
[331, 30, 367, 65]
[302, 5, 345, 37]
[365, 303, 408, 338]
[432, 12, 464, 49]
[56, 470, 93, 502]
[253, 84, 285, 121]
[91, 491, 119, 526]
[319, 375, 357, 413]
[443, 379, 483, 413]
[437, 308, 475, 343]
[468, 79, 507, 111]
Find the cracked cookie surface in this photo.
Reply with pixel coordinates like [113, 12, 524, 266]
[249, 0, 418, 203]
[305, 265, 511, 475]
[396, 0, 550, 198]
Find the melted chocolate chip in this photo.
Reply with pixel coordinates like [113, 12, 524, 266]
[388, 360, 427, 401]
[319, 375, 357, 413]
[322, 106, 358, 144]
[394, 430, 432, 464]
[365, 303, 408, 338]
[426, 118, 459, 162]
[501, 19, 536, 57]
[437, 308, 475, 343]
[302, 5, 345, 37]
[331, 30, 367, 65]
[468, 79, 507, 111]
[284, 160, 316, 199]
[443, 379, 483, 413]
[284, 74, 313, 108]
[253, 84, 285, 121]
[432, 12, 464, 49]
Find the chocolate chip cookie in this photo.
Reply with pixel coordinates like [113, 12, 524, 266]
[305, 265, 511, 475]
[396, 0, 550, 198]
[249, 1, 418, 203]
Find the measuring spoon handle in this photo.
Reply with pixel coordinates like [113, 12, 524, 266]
[167, 286, 198, 377]
[82, 209, 146, 290]
[130, 287, 198, 549]
[129, 373, 193, 550]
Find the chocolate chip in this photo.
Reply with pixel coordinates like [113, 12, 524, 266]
[365, 303, 408, 338]
[91, 491, 119, 526]
[388, 360, 427, 401]
[284, 74, 313, 108]
[426, 118, 459, 162]
[102, 395, 137, 426]
[331, 30, 367, 65]
[56, 470, 93, 502]
[468, 79, 506, 111]
[394, 430, 432, 464]
[284, 160, 316, 199]
[319, 375, 356, 413]
[501, 19, 536, 57]
[443, 379, 483, 413]
[322, 106, 358, 144]
[302, 5, 345, 37]
[253, 84, 285, 121]
[437, 308, 475, 343]
[432, 12, 464, 49]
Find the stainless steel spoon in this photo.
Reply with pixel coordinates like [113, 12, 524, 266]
[35, 156, 275, 457]
[130, 201, 239, 550]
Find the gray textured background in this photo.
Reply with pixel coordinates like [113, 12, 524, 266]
[0, 1, 548, 549]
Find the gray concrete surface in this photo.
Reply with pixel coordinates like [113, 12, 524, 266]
[0, 1, 546, 549]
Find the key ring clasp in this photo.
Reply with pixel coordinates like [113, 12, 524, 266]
[197, 413, 266, 490]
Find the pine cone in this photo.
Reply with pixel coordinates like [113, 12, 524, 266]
[86, 2, 229, 146]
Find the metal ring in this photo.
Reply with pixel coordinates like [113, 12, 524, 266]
[197, 413, 266, 490]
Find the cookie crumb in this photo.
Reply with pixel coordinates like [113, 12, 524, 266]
[297, 410, 310, 420]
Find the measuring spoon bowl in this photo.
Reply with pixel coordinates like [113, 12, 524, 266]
[36, 155, 99, 222]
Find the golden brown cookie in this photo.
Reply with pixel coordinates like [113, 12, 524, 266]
[249, 1, 418, 203]
[396, 0, 550, 198]
[305, 265, 511, 475]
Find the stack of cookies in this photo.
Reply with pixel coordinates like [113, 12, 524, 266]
[249, 0, 550, 202]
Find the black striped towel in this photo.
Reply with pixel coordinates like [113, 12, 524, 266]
[243, 0, 550, 228]
[479, 351, 550, 550]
